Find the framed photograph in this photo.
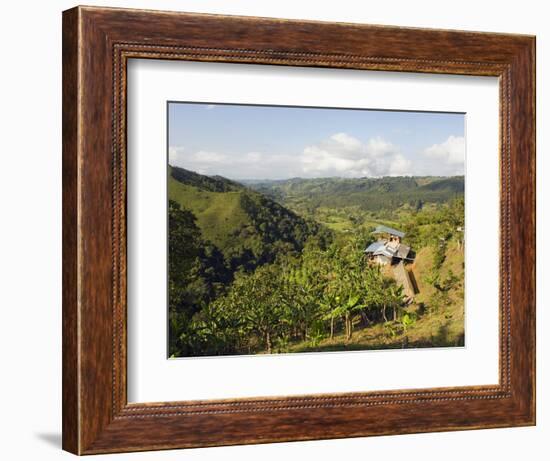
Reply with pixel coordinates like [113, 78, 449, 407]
[62, 6, 535, 455]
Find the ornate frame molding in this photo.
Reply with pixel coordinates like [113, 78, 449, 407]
[63, 6, 535, 454]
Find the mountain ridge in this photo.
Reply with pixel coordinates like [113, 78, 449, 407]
[168, 165, 330, 271]
[246, 175, 464, 212]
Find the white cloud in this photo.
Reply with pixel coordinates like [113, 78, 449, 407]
[168, 146, 185, 166]
[300, 133, 411, 177]
[388, 154, 413, 175]
[169, 145, 298, 179]
[422, 136, 465, 174]
[329, 132, 362, 151]
[245, 152, 263, 162]
[169, 133, 413, 179]
[170, 133, 468, 180]
[191, 150, 227, 163]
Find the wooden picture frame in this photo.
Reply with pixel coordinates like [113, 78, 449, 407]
[62, 5, 535, 455]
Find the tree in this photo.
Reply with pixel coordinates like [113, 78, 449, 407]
[168, 200, 203, 356]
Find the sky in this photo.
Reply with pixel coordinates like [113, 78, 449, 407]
[168, 102, 465, 180]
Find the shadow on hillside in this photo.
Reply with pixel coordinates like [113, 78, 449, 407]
[288, 321, 464, 353]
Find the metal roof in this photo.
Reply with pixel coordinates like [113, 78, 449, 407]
[365, 241, 397, 258]
[372, 225, 405, 238]
[365, 241, 415, 261]
[365, 241, 385, 253]
[377, 246, 397, 258]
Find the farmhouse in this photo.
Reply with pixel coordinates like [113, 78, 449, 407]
[364, 225, 417, 300]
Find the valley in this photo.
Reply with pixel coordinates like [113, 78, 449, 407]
[168, 165, 465, 357]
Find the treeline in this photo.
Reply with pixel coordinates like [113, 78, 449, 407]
[401, 197, 464, 250]
[199, 189, 333, 272]
[172, 233, 406, 357]
[168, 201, 231, 357]
[168, 166, 332, 272]
[170, 165, 243, 192]
[250, 176, 464, 212]
[168, 199, 331, 356]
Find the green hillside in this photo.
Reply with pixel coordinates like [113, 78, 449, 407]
[168, 166, 465, 358]
[248, 176, 464, 212]
[168, 166, 336, 356]
[168, 165, 330, 269]
[170, 165, 243, 192]
[169, 171, 248, 250]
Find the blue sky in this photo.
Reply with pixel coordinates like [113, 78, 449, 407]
[168, 102, 465, 180]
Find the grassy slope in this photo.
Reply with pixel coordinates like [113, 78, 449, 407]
[168, 173, 251, 250]
[168, 167, 324, 259]
[412, 244, 465, 345]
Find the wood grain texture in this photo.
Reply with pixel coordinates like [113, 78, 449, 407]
[62, 5, 536, 455]
[62, 7, 80, 454]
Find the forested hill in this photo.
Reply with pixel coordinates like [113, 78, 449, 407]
[245, 176, 464, 212]
[168, 165, 330, 271]
[170, 165, 243, 193]
[168, 166, 465, 357]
